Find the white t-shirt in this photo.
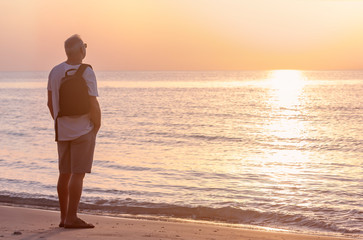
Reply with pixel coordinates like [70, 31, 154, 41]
[47, 62, 99, 141]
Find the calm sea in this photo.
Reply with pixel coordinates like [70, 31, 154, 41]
[0, 71, 362, 238]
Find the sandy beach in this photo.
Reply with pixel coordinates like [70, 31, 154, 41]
[0, 205, 357, 240]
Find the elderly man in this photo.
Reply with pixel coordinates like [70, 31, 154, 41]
[47, 34, 101, 228]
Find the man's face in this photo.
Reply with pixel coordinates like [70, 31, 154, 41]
[81, 42, 87, 59]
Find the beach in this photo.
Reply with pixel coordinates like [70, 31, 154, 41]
[0, 205, 357, 240]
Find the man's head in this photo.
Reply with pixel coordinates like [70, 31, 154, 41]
[64, 34, 87, 60]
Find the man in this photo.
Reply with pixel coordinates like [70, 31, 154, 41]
[47, 34, 101, 228]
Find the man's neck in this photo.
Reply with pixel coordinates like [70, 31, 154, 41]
[66, 59, 82, 65]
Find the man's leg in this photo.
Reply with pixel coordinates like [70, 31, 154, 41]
[57, 173, 71, 226]
[57, 140, 72, 226]
[63, 131, 96, 228]
[64, 173, 85, 224]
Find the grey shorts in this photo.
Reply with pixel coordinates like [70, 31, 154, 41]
[57, 130, 96, 174]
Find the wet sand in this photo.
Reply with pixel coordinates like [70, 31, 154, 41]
[0, 205, 356, 240]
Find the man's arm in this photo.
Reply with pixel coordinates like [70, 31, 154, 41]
[47, 90, 54, 120]
[89, 96, 101, 134]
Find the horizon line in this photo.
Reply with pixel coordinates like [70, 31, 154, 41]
[1, 68, 363, 72]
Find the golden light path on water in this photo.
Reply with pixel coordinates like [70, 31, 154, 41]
[251, 70, 311, 192]
[260, 71, 311, 195]
[207, 70, 313, 195]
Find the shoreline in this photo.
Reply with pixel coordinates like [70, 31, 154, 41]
[2, 194, 361, 237]
[0, 204, 360, 240]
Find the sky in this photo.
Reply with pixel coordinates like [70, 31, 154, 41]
[0, 0, 363, 71]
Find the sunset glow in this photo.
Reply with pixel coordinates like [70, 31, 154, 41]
[0, 0, 363, 70]
[1, 0, 363, 237]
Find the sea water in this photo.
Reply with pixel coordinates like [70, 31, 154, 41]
[0, 71, 362, 238]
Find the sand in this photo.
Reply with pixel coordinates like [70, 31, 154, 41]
[0, 205, 357, 240]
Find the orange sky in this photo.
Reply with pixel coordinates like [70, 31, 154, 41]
[0, 0, 362, 71]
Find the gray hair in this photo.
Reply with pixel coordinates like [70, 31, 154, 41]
[64, 34, 84, 57]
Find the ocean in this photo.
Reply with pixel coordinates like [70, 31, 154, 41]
[0, 70, 362, 238]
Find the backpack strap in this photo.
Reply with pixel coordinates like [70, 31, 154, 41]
[75, 64, 93, 77]
[65, 68, 77, 77]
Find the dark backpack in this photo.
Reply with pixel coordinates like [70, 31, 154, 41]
[58, 64, 92, 117]
[55, 64, 92, 141]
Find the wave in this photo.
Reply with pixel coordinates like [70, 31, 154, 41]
[148, 131, 250, 143]
[0, 193, 361, 235]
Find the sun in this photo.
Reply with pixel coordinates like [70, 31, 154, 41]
[266, 70, 306, 108]
[268, 70, 305, 90]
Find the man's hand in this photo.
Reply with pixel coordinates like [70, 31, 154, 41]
[89, 96, 101, 134]
[47, 91, 54, 120]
